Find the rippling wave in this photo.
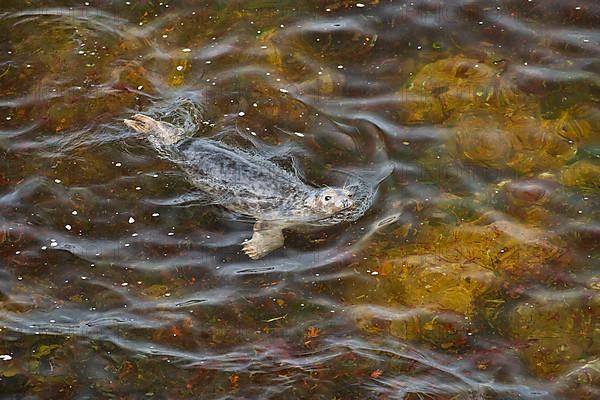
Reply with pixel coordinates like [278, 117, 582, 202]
[0, 1, 598, 398]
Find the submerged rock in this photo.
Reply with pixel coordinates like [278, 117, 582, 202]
[378, 218, 566, 281]
[257, 23, 376, 78]
[352, 305, 470, 351]
[496, 179, 560, 226]
[501, 290, 596, 377]
[553, 103, 600, 147]
[558, 357, 600, 400]
[247, 80, 312, 131]
[504, 180, 553, 205]
[450, 112, 514, 169]
[391, 255, 499, 316]
[400, 56, 587, 175]
[447, 109, 577, 174]
[561, 160, 600, 190]
[400, 56, 521, 123]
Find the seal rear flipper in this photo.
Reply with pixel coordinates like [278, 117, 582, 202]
[241, 221, 285, 260]
[124, 114, 185, 145]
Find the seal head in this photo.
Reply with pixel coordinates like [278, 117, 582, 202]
[305, 188, 354, 218]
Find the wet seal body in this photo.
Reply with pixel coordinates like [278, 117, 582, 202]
[124, 114, 371, 259]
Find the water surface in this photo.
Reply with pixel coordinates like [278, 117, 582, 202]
[0, 1, 599, 399]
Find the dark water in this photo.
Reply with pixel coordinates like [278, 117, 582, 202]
[0, 1, 599, 399]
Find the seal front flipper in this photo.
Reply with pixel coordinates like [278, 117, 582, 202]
[241, 221, 285, 260]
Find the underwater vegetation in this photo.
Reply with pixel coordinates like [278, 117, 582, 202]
[0, 0, 598, 398]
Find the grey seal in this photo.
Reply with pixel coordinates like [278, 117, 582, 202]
[124, 113, 372, 259]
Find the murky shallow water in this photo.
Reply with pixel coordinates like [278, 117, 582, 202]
[0, 1, 599, 398]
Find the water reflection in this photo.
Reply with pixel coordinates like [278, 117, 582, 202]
[0, 0, 599, 399]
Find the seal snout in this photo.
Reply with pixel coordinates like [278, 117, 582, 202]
[338, 197, 353, 210]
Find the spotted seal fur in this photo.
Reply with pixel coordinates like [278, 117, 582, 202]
[124, 113, 372, 259]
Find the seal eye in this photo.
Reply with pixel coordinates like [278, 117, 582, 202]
[324, 195, 332, 202]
